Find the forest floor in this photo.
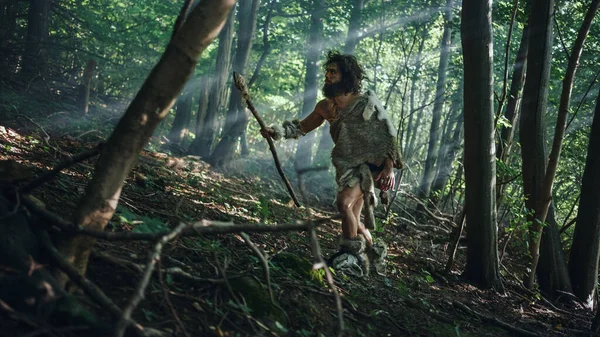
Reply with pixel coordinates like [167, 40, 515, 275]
[0, 125, 596, 337]
[0, 90, 596, 336]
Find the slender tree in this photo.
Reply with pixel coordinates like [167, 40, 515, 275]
[22, 0, 50, 76]
[295, 0, 325, 170]
[566, 1, 600, 309]
[497, 23, 529, 162]
[188, 9, 235, 158]
[210, 0, 261, 167]
[343, 0, 364, 55]
[404, 26, 428, 161]
[461, 0, 502, 289]
[431, 80, 463, 202]
[77, 60, 97, 116]
[417, 0, 453, 200]
[168, 92, 193, 146]
[194, 76, 210, 142]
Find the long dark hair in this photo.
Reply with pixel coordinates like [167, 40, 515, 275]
[323, 50, 365, 95]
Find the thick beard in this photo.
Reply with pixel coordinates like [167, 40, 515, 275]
[322, 81, 346, 99]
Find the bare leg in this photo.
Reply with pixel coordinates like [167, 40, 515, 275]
[336, 184, 363, 240]
[352, 196, 373, 247]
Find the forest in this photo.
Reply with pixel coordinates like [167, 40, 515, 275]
[1, 0, 600, 336]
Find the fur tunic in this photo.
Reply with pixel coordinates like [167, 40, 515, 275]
[329, 90, 403, 221]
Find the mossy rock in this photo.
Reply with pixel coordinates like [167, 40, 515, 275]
[229, 276, 288, 333]
[271, 252, 326, 286]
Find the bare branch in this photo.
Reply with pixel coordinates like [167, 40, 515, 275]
[308, 225, 344, 337]
[20, 144, 103, 194]
[240, 232, 274, 303]
[115, 222, 189, 337]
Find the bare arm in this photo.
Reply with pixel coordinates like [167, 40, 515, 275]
[298, 100, 328, 133]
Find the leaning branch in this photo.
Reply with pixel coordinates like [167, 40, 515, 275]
[20, 144, 103, 194]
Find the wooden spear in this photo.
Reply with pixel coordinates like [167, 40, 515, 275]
[233, 71, 301, 207]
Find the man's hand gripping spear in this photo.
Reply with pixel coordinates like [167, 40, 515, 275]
[233, 72, 301, 207]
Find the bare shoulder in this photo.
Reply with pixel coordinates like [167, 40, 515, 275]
[314, 99, 335, 119]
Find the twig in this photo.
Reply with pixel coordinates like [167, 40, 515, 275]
[20, 144, 102, 194]
[157, 260, 191, 337]
[308, 225, 344, 337]
[215, 255, 261, 335]
[115, 222, 188, 337]
[399, 190, 455, 227]
[16, 114, 51, 146]
[75, 130, 103, 140]
[27, 201, 326, 240]
[91, 250, 233, 284]
[240, 232, 274, 303]
[500, 264, 589, 320]
[445, 211, 466, 273]
[233, 71, 301, 207]
[453, 301, 541, 337]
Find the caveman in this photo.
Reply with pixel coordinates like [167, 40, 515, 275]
[262, 50, 403, 276]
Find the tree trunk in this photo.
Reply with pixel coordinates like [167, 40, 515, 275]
[407, 90, 430, 161]
[210, 0, 261, 168]
[495, 22, 529, 211]
[519, 0, 553, 290]
[294, 0, 324, 171]
[54, 0, 236, 289]
[168, 92, 193, 146]
[22, 0, 50, 76]
[461, 0, 502, 290]
[195, 76, 210, 140]
[417, 0, 453, 200]
[497, 24, 529, 162]
[569, 86, 600, 309]
[188, 9, 235, 158]
[248, 0, 275, 87]
[405, 27, 427, 161]
[77, 60, 97, 116]
[343, 0, 364, 55]
[530, 0, 599, 292]
[431, 80, 463, 203]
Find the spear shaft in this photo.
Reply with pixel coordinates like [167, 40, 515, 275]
[233, 72, 301, 207]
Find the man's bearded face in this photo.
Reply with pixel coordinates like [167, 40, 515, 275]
[323, 63, 345, 98]
[322, 81, 346, 99]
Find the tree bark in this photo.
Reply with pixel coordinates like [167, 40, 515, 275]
[417, 0, 453, 200]
[22, 0, 50, 76]
[188, 9, 235, 158]
[77, 60, 97, 116]
[461, 0, 502, 290]
[54, 0, 237, 289]
[519, 0, 553, 290]
[497, 24, 529, 162]
[431, 80, 463, 203]
[210, 0, 261, 168]
[531, 0, 599, 292]
[168, 92, 193, 146]
[195, 76, 210, 139]
[343, 0, 364, 55]
[405, 26, 427, 161]
[294, 0, 325, 170]
[569, 86, 600, 309]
